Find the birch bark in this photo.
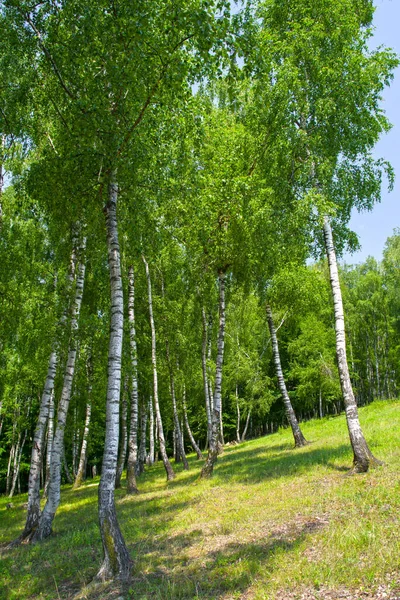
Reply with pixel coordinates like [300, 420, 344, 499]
[13, 349, 57, 543]
[96, 177, 131, 581]
[236, 385, 241, 443]
[0, 135, 4, 226]
[6, 423, 16, 495]
[266, 304, 307, 447]
[72, 408, 78, 478]
[148, 396, 155, 466]
[207, 320, 214, 413]
[142, 255, 175, 481]
[9, 423, 28, 498]
[137, 401, 147, 476]
[182, 384, 203, 459]
[201, 308, 212, 445]
[44, 390, 55, 497]
[201, 270, 226, 478]
[16, 241, 77, 541]
[323, 216, 382, 472]
[126, 265, 139, 494]
[33, 236, 86, 541]
[73, 400, 91, 488]
[7, 442, 16, 496]
[73, 356, 93, 489]
[241, 408, 252, 442]
[166, 341, 189, 470]
[9, 431, 20, 498]
[115, 381, 128, 488]
[63, 447, 73, 484]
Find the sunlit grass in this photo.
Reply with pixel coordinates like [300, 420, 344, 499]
[1, 400, 399, 599]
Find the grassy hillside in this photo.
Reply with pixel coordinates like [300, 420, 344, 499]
[1, 400, 399, 600]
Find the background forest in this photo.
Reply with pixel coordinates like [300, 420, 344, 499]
[0, 0, 399, 592]
[2, 230, 400, 495]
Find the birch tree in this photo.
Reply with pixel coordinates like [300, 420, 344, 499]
[266, 304, 307, 447]
[246, 0, 397, 470]
[33, 235, 86, 541]
[126, 265, 139, 494]
[142, 255, 175, 481]
[73, 353, 93, 489]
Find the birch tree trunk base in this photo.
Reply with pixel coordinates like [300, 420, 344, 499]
[293, 430, 308, 448]
[200, 448, 218, 479]
[31, 510, 55, 542]
[126, 477, 139, 495]
[349, 454, 384, 474]
[126, 445, 139, 494]
[164, 459, 176, 481]
[97, 494, 132, 582]
[347, 416, 384, 473]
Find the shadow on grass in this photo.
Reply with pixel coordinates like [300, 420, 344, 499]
[81, 518, 326, 600]
[207, 441, 353, 485]
[0, 438, 356, 599]
[0, 489, 199, 600]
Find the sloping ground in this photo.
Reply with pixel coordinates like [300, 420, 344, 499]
[1, 400, 399, 600]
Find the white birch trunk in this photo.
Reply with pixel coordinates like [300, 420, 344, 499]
[148, 396, 155, 466]
[6, 426, 16, 495]
[0, 135, 4, 226]
[33, 236, 86, 541]
[73, 356, 92, 489]
[201, 271, 226, 478]
[126, 265, 139, 494]
[74, 400, 91, 488]
[96, 177, 131, 581]
[9, 433, 21, 498]
[236, 385, 241, 443]
[201, 308, 212, 445]
[241, 407, 252, 442]
[166, 340, 189, 470]
[62, 446, 73, 484]
[115, 380, 128, 488]
[13, 349, 57, 543]
[182, 383, 203, 460]
[266, 304, 307, 447]
[219, 406, 225, 447]
[319, 388, 323, 419]
[207, 319, 214, 413]
[44, 390, 55, 497]
[142, 255, 175, 480]
[15, 243, 77, 543]
[72, 408, 78, 478]
[323, 216, 382, 472]
[9, 423, 29, 498]
[137, 401, 148, 476]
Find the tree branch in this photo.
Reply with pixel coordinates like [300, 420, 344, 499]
[115, 33, 195, 160]
[24, 12, 76, 100]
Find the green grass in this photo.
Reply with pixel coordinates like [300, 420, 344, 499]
[1, 400, 400, 599]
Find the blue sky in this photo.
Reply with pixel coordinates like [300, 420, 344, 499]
[342, 0, 400, 264]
